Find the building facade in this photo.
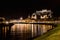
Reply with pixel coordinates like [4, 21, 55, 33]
[31, 9, 53, 20]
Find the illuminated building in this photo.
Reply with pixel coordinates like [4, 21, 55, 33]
[36, 9, 53, 19]
[31, 13, 37, 20]
[31, 9, 53, 20]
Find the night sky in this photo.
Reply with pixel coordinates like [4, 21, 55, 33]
[0, 0, 60, 19]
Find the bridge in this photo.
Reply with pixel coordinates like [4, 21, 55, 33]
[0, 20, 60, 24]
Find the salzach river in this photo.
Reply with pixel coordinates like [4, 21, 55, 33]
[0, 23, 56, 40]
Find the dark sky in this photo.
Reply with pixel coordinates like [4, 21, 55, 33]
[0, 0, 60, 19]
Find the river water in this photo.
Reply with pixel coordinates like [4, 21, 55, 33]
[0, 23, 55, 40]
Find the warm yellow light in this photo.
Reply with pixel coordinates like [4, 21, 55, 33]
[20, 17, 23, 20]
[5, 21, 9, 24]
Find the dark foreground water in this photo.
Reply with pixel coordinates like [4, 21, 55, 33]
[0, 23, 55, 40]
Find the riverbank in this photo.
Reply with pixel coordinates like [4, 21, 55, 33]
[34, 24, 60, 40]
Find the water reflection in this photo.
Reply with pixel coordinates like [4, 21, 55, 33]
[11, 24, 32, 40]
[0, 23, 54, 40]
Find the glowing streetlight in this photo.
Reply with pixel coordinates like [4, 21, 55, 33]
[5, 21, 9, 24]
[20, 17, 23, 20]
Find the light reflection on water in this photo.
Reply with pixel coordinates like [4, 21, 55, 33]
[11, 24, 32, 40]
[1, 23, 54, 40]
